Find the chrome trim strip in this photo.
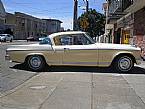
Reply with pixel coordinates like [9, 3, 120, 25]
[98, 62, 111, 64]
[62, 62, 98, 65]
[7, 49, 53, 52]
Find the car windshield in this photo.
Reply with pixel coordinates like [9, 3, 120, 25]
[39, 37, 52, 45]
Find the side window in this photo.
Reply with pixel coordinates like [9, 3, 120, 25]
[54, 36, 61, 45]
[54, 35, 73, 45]
[53, 34, 93, 46]
[72, 34, 92, 45]
[61, 36, 73, 45]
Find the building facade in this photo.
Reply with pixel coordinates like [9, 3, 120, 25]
[105, 0, 145, 56]
[5, 12, 47, 39]
[0, 0, 6, 33]
[5, 12, 63, 39]
[5, 13, 16, 35]
[14, 12, 47, 39]
[116, 0, 145, 50]
[104, 0, 134, 43]
[43, 19, 62, 35]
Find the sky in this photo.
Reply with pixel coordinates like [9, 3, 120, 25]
[1, 0, 106, 30]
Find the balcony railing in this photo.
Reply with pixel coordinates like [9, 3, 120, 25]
[109, 0, 134, 14]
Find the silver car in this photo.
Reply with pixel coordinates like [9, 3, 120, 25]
[0, 34, 13, 42]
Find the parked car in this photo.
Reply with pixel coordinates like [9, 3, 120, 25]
[39, 37, 47, 41]
[0, 34, 13, 42]
[5, 31, 141, 72]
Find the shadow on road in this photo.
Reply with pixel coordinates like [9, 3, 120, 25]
[11, 63, 145, 75]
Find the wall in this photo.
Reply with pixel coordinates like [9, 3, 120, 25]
[43, 19, 62, 35]
[133, 8, 145, 56]
[0, 0, 6, 32]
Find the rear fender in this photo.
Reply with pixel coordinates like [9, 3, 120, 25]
[25, 53, 46, 62]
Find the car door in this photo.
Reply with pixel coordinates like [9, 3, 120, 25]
[63, 44, 98, 66]
[53, 34, 98, 66]
[52, 35, 67, 65]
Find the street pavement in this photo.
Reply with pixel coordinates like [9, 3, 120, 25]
[0, 41, 145, 109]
[0, 41, 38, 95]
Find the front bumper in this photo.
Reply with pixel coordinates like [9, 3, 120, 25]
[136, 59, 142, 65]
[0, 38, 5, 41]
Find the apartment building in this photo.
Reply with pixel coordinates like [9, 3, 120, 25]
[5, 12, 63, 40]
[5, 12, 47, 39]
[43, 19, 62, 35]
[0, 0, 6, 33]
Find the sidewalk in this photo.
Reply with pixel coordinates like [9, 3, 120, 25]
[1, 71, 145, 109]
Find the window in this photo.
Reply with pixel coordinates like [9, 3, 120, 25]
[72, 34, 93, 45]
[39, 37, 52, 45]
[53, 34, 95, 46]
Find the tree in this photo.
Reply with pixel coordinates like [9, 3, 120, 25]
[78, 9, 105, 38]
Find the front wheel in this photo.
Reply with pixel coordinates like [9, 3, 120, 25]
[27, 55, 45, 71]
[113, 55, 134, 72]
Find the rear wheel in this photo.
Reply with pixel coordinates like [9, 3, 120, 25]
[27, 55, 45, 71]
[113, 55, 134, 72]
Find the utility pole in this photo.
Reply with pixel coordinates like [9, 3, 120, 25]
[73, 0, 78, 31]
[105, 0, 109, 43]
[86, 0, 89, 12]
[83, 0, 89, 12]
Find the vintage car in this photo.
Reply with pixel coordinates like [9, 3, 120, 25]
[5, 31, 141, 72]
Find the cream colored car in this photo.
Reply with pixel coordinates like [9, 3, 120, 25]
[6, 31, 141, 72]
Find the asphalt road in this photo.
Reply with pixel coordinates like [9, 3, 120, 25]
[0, 41, 145, 109]
[0, 41, 38, 94]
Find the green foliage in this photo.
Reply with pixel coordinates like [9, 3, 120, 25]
[78, 9, 105, 37]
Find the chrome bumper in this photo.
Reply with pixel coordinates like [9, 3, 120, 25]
[5, 55, 10, 61]
[136, 59, 142, 65]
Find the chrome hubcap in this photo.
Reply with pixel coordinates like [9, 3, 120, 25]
[30, 57, 41, 68]
[119, 57, 132, 71]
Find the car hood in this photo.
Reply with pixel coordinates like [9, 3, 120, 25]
[6, 43, 52, 51]
[95, 43, 141, 51]
[0, 36, 6, 38]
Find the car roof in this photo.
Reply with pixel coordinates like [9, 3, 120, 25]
[49, 31, 85, 39]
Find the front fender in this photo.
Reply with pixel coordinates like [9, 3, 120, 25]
[113, 51, 133, 59]
[112, 51, 136, 64]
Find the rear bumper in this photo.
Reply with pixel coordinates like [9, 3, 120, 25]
[5, 55, 11, 61]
